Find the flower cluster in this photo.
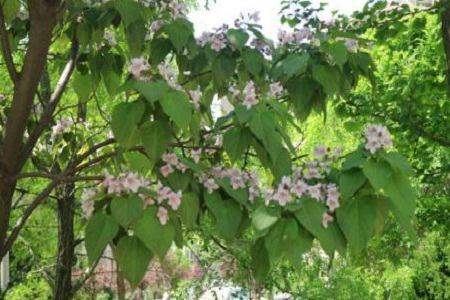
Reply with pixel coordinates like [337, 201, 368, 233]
[129, 57, 151, 80]
[364, 124, 393, 154]
[102, 171, 149, 194]
[278, 28, 313, 45]
[198, 29, 228, 52]
[243, 80, 258, 109]
[160, 153, 188, 178]
[162, 2, 187, 20]
[104, 30, 117, 47]
[144, 181, 183, 225]
[188, 88, 202, 111]
[81, 188, 98, 219]
[51, 119, 73, 139]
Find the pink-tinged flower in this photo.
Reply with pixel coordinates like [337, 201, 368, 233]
[228, 86, 241, 97]
[157, 207, 169, 225]
[150, 20, 165, 33]
[104, 30, 117, 47]
[203, 178, 219, 194]
[0, 94, 5, 102]
[304, 167, 321, 179]
[51, 118, 73, 139]
[322, 212, 333, 228]
[121, 172, 144, 193]
[157, 186, 172, 203]
[176, 162, 188, 173]
[228, 168, 246, 190]
[364, 124, 393, 154]
[160, 164, 174, 178]
[243, 81, 258, 109]
[280, 176, 292, 189]
[103, 171, 123, 194]
[326, 184, 340, 212]
[249, 186, 259, 203]
[211, 167, 225, 178]
[162, 153, 178, 166]
[81, 199, 94, 219]
[168, 190, 182, 210]
[129, 57, 150, 80]
[167, 2, 187, 19]
[144, 197, 155, 207]
[293, 28, 313, 42]
[278, 30, 294, 45]
[273, 187, 291, 206]
[314, 145, 328, 159]
[291, 180, 308, 198]
[269, 82, 284, 97]
[308, 184, 323, 201]
[210, 35, 227, 52]
[189, 89, 202, 110]
[345, 38, 359, 53]
[191, 149, 202, 163]
[262, 188, 274, 205]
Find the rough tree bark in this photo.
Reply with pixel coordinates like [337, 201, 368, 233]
[53, 182, 76, 300]
[0, 0, 61, 259]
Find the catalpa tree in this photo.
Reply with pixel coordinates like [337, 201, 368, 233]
[0, 0, 416, 297]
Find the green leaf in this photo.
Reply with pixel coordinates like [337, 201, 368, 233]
[204, 192, 244, 241]
[363, 159, 393, 190]
[114, 0, 142, 25]
[3, 0, 19, 23]
[178, 193, 200, 229]
[251, 239, 270, 283]
[223, 127, 252, 163]
[312, 65, 341, 95]
[336, 197, 379, 255]
[165, 19, 194, 52]
[383, 172, 416, 237]
[216, 178, 249, 205]
[134, 81, 169, 104]
[111, 101, 145, 149]
[380, 152, 414, 176]
[150, 38, 173, 65]
[110, 195, 144, 228]
[73, 72, 94, 103]
[342, 150, 366, 170]
[294, 198, 346, 255]
[264, 218, 313, 266]
[160, 90, 192, 130]
[140, 121, 171, 164]
[116, 236, 153, 286]
[125, 152, 153, 175]
[242, 48, 265, 76]
[281, 53, 310, 79]
[226, 29, 249, 50]
[212, 54, 236, 84]
[101, 59, 121, 96]
[252, 206, 279, 232]
[133, 207, 175, 259]
[85, 213, 119, 265]
[285, 76, 318, 120]
[325, 42, 348, 66]
[340, 169, 367, 200]
[126, 20, 147, 57]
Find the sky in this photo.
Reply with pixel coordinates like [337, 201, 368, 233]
[189, 0, 368, 39]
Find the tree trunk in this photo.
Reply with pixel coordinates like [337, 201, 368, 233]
[53, 182, 75, 300]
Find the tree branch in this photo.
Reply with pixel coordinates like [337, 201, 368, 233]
[0, 4, 19, 84]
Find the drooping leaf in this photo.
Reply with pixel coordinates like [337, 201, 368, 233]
[204, 192, 244, 241]
[140, 120, 171, 164]
[116, 236, 153, 286]
[73, 72, 94, 103]
[251, 239, 270, 283]
[223, 127, 252, 163]
[165, 19, 194, 52]
[342, 150, 367, 170]
[110, 195, 144, 228]
[178, 193, 200, 229]
[312, 64, 341, 95]
[134, 80, 169, 104]
[281, 53, 310, 79]
[227, 29, 249, 50]
[85, 213, 119, 265]
[340, 169, 367, 200]
[294, 198, 346, 255]
[380, 152, 414, 176]
[242, 47, 265, 76]
[252, 206, 279, 232]
[363, 159, 393, 190]
[133, 207, 175, 259]
[160, 90, 193, 130]
[111, 101, 145, 149]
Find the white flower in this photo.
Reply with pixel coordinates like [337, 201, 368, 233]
[157, 207, 169, 225]
[51, 119, 73, 139]
[345, 39, 359, 53]
[203, 178, 219, 194]
[273, 187, 291, 206]
[322, 212, 333, 228]
[150, 20, 165, 33]
[121, 172, 147, 193]
[160, 164, 174, 178]
[269, 82, 284, 97]
[168, 190, 182, 210]
[189, 89, 202, 110]
[0, 94, 5, 102]
[243, 81, 258, 109]
[104, 30, 117, 47]
[129, 57, 150, 80]
[191, 148, 202, 163]
[291, 180, 308, 198]
[326, 184, 340, 212]
[308, 183, 322, 201]
[162, 153, 178, 166]
[364, 124, 393, 154]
